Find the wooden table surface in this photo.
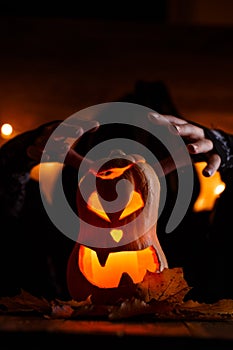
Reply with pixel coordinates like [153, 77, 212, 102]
[1, 315, 233, 349]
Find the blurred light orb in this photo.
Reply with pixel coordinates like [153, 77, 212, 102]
[1, 123, 13, 137]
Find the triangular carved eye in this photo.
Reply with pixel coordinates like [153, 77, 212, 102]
[87, 191, 111, 222]
[87, 190, 144, 222]
[119, 191, 144, 220]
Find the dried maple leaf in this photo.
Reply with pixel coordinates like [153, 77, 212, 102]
[50, 295, 93, 319]
[108, 297, 176, 321]
[136, 267, 192, 303]
[2, 267, 233, 322]
[108, 295, 233, 321]
[108, 298, 149, 320]
[52, 295, 111, 319]
[175, 298, 233, 320]
[0, 289, 51, 314]
[50, 303, 74, 319]
[55, 295, 92, 309]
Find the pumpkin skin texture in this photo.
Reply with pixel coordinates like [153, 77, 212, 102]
[66, 152, 168, 304]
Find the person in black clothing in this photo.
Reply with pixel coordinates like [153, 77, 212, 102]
[0, 119, 98, 300]
[0, 82, 233, 302]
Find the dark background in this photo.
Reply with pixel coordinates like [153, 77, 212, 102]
[0, 1, 167, 20]
[0, 0, 233, 140]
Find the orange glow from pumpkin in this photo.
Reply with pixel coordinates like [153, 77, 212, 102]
[193, 162, 226, 212]
[87, 191, 111, 222]
[90, 159, 145, 179]
[87, 190, 144, 222]
[30, 162, 64, 204]
[119, 190, 144, 219]
[79, 245, 160, 288]
[96, 164, 133, 179]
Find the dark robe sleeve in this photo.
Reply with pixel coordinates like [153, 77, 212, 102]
[0, 120, 62, 218]
[204, 128, 233, 171]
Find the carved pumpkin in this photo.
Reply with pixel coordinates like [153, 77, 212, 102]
[66, 150, 168, 303]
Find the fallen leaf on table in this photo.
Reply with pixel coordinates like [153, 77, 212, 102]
[176, 298, 233, 320]
[136, 267, 192, 303]
[1, 267, 233, 321]
[0, 289, 51, 314]
[108, 297, 233, 321]
[50, 303, 74, 319]
[54, 295, 92, 309]
[50, 295, 94, 319]
[108, 297, 174, 321]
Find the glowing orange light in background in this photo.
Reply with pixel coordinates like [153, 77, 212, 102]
[30, 162, 64, 204]
[87, 190, 144, 222]
[193, 162, 226, 212]
[96, 164, 133, 179]
[1, 123, 13, 138]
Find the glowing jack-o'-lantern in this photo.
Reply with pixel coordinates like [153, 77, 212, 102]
[67, 151, 168, 303]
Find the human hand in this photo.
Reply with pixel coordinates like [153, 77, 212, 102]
[148, 112, 221, 177]
[27, 119, 99, 170]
